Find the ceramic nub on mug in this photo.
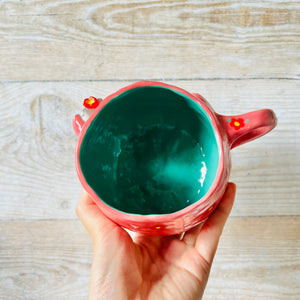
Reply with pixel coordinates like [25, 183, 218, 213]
[73, 81, 277, 235]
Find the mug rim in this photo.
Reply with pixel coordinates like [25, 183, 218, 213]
[75, 81, 225, 223]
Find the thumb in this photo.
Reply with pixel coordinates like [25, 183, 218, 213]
[76, 191, 121, 244]
[195, 182, 236, 264]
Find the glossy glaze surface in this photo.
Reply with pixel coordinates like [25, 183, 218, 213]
[79, 86, 219, 214]
[73, 81, 277, 235]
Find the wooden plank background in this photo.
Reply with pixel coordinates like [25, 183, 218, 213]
[0, 1, 299, 299]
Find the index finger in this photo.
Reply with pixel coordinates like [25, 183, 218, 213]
[76, 191, 119, 242]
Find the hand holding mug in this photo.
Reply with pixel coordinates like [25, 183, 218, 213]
[76, 182, 236, 299]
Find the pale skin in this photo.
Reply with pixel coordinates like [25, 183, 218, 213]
[76, 182, 236, 300]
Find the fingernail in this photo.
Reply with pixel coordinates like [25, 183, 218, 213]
[228, 182, 236, 194]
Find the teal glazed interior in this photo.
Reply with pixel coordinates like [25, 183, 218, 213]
[79, 86, 219, 215]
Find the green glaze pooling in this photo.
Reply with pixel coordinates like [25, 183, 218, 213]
[79, 86, 219, 215]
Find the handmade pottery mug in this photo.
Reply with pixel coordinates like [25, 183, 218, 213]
[73, 81, 277, 235]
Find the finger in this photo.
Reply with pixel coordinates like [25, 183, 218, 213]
[195, 182, 236, 264]
[182, 221, 205, 247]
[76, 191, 121, 243]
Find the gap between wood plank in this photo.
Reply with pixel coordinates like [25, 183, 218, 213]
[1, 77, 299, 84]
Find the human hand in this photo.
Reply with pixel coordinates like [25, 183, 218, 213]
[76, 183, 236, 300]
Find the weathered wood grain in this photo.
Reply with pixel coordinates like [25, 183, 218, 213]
[0, 79, 299, 220]
[0, 217, 299, 299]
[0, 220, 92, 300]
[1, 0, 299, 81]
[204, 216, 300, 300]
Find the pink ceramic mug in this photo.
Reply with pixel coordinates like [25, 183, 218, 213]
[73, 81, 277, 235]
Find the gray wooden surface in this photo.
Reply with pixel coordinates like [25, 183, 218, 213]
[1, 1, 299, 299]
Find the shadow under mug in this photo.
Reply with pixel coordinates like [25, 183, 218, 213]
[73, 81, 277, 235]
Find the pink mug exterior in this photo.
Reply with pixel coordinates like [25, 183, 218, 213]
[73, 81, 277, 235]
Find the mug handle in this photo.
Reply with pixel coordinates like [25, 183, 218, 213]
[217, 109, 277, 149]
[72, 114, 85, 136]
